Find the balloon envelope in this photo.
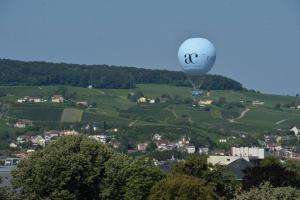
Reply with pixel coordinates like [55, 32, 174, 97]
[178, 38, 216, 75]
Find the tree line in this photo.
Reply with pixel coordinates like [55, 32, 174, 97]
[0, 59, 244, 90]
[1, 135, 299, 199]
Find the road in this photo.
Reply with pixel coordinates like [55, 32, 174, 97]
[229, 108, 250, 123]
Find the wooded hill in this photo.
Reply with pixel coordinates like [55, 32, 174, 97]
[0, 59, 244, 90]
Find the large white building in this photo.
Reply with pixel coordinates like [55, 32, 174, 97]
[208, 147, 266, 166]
[231, 147, 265, 159]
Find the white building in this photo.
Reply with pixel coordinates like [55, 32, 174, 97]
[138, 97, 146, 103]
[199, 147, 209, 155]
[60, 130, 79, 136]
[153, 134, 162, 141]
[207, 156, 249, 165]
[198, 100, 213, 106]
[219, 139, 227, 143]
[231, 147, 265, 159]
[252, 100, 264, 105]
[9, 143, 17, 148]
[89, 135, 107, 143]
[186, 145, 196, 154]
[149, 99, 155, 104]
[52, 95, 64, 103]
[290, 126, 299, 137]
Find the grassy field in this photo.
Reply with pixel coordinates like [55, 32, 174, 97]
[61, 108, 83, 123]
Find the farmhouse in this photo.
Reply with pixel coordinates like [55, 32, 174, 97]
[252, 100, 264, 105]
[77, 101, 89, 108]
[17, 96, 45, 103]
[14, 120, 32, 128]
[51, 95, 64, 103]
[198, 99, 213, 106]
[138, 97, 146, 103]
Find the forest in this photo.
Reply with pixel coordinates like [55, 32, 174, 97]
[0, 59, 244, 90]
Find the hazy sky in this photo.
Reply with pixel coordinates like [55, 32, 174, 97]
[0, 0, 299, 95]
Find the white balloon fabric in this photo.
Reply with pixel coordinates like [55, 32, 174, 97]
[178, 38, 216, 75]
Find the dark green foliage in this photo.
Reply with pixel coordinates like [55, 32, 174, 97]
[172, 154, 239, 199]
[0, 59, 244, 90]
[235, 182, 300, 200]
[12, 135, 164, 200]
[242, 157, 300, 190]
[149, 175, 220, 200]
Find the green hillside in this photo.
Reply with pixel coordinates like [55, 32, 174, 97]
[0, 84, 299, 150]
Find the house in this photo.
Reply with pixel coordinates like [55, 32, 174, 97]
[51, 95, 64, 103]
[156, 140, 176, 151]
[44, 130, 60, 140]
[199, 147, 209, 155]
[290, 126, 299, 137]
[177, 136, 190, 148]
[138, 97, 146, 103]
[4, 158, 20, 167]
[17, 99, 26, 103]
[252, 100, 264, 105]
[149, 99, 155, 104]
[153, 134, 162, 141]
[77, 101, 89, 108]
[137, 142, 149, 151]
[26, 96, 44, 103]
[89, 135, 107, 143]
[31, 135, 45, 147]
[186, 145, 196, 154]
[9, 143, 17, 148]
[198, 100, 213, 106]
[17, 96, 45, 103]
[14, 121, 26, 128]
[219, 139, 227, 143]
[16, 135, 30, 144]
[231, 147, 265, 159]
[60, 130, 79, 136]
[266, 143, 282, 152]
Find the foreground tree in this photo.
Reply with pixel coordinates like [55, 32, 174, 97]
[148, 175, 220, 200]
[242, 157, 300, 190]
[12, 135, 164, 200]
[235, 182, 300, 200]
[172, 154, 239, 199]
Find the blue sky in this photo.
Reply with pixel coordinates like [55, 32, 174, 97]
[0, 0, 299, 95]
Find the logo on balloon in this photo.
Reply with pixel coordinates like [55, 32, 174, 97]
[184, 53, 198, 64]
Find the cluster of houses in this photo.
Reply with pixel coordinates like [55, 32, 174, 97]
[9, 130, 80, 152]
[136, 134, 197, 154]
[17, 95, 64, 103]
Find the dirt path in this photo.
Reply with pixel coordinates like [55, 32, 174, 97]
[276, 119, 288, 125]
[229, 108, 250, 123]
[128, 120, 138, 127]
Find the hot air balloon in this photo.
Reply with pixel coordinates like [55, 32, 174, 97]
[178, 38, 216, 94]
